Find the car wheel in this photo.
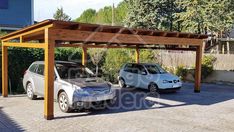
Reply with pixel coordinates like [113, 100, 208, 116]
[26, 82, 37, 100]
[118, 78, 126, 88]
[149, 83, 159, 95]
[58, 92, 71, 113]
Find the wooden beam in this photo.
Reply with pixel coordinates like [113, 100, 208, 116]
[194, 44, 203, 93]
[50, 29, 203, 46]
[3, 42, 45, 48]
[2, 24, 53, 42]
[135, 46, 140, 63]
[55, 44, 197, 51]
[2, 45, 8, 97]
[141, 47, 197, 51]
[82, 47, 87, 66]
[55, 44, 136, 49]
[44, 28, 54, 120]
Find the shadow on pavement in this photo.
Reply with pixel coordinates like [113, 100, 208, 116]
[54, 83, 234, 120]
[0, 107, 25, 131]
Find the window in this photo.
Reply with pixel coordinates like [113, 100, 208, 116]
[36, 64, 44, 75]
[29, 64, 37, 73]
[124, 64, 146, 74]
[124, 64, 133, 73]
[56, 63, 94, 79]
[135, 65, 147, 74]
[0, 0, 8, 9]
[145, 64, 167, 74]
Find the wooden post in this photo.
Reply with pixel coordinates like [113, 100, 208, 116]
[227, 38, 230, 54]
[44, 28, 55, 120]
[2, 45, 8, 97]
[222, 44, 225, 54]
[82, 47, 87, 66]
[194, 44, 203, 93]
[135, 47, 140, 63]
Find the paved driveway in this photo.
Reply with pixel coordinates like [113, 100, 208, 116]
[1, 83, 234, 132]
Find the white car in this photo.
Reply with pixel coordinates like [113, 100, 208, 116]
[23, 61, 116, 112]
[118, 63, 182, 92]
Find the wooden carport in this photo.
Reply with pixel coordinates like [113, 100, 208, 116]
[1, 20, 208, 120]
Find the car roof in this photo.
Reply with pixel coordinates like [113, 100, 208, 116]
[32, 61, 80, 65]
[125, 63, 159, 66]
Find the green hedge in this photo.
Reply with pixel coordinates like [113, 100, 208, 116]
[0, 47, 85, 94]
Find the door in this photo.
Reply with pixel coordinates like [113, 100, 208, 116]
[135, 64, 149, 89]
[28, 64, 39, 94]
[34, 64, 45, 95]
[122, 63, 135, 86]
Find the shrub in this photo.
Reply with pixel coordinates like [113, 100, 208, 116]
[0, 47, 85, 94]
[192, 55, 217, 80]
[175, 65, 188, 80]
[201, 55, 216, 80]
[102, 49, 133, 83]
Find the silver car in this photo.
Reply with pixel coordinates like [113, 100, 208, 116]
[23, 61, 116, 112]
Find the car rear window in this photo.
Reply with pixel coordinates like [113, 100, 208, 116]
[29, 64, 37, 73]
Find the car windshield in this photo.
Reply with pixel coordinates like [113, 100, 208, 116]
[145, 64, 167, 74]
[55, 63, 94, 79]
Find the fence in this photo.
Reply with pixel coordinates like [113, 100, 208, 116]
[159, 51, 234, 71]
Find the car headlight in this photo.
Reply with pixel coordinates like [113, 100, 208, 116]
[73, 85, 90, 95]
[76, 89, 90, 95]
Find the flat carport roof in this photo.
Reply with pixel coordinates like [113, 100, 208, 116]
[0, 19, 208, 120]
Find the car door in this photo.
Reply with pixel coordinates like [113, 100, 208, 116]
[122, 64, 135, 86]
[34, 64, 45, 96]
[127, 64, 140, 87]
[135, 64, 149, 89]
[28, 63, 39, 94]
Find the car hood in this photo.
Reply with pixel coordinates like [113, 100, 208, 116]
[62, 77, 110, 88]
[151, 73, 180, 81]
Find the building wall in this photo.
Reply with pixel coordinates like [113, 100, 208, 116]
[0, 0, 33, 28]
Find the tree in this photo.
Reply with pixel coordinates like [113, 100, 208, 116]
[114, 1, 129, 26]
[124, 0, 182, 31]
[53, 7, 71, 21]
[102, 49, 133, 82]
[73, 1, 128, 26]
[88, 48, 106, 76]
[95, 6, 113, 24]
[176, 0, 234, 35]
[75, 9, 96, 23]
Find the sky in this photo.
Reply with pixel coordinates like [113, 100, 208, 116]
[34, 0, 123, 22]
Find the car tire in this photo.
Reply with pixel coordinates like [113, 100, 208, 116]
[148, 83, 159, 95]
[58, 92, 72, 113]
[118, 78, 126, 88]
[26, 82, 37, 100]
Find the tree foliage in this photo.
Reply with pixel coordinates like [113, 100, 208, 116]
[75, 1, 128, 26]
[53, 7, 71, 21]
[75, 9, 96, 23]
[102, 49, 133, 82]
[125, 0, 182, 31]
[176, 0, 234, 35]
